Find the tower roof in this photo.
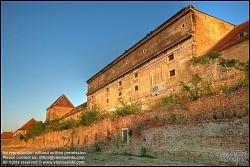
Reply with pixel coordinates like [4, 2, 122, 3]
[18, 118, 37, 130]
[47, 94, 74, 110]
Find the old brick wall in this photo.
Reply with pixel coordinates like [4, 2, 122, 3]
[2, 88, 248, 165]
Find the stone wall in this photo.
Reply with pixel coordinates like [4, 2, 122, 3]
[2, 88, 249, 165]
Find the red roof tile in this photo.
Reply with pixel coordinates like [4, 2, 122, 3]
[1, 132, 13, 139]
[60, 102, 87, 119]
[209, 20, 249, 52]
[18, 118, 37, 130]
[47, 94, 74, 110]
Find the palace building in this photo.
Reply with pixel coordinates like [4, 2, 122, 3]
[86, 5, 248, 112]
[45, 5, 249, 121]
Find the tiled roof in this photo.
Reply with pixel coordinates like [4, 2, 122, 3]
[60, 102, 87, 119]
[18, 118, 37, 130]
[47, 94, 74, 110]
[209, 20, 249, 52]
[1, 132, 13, 139]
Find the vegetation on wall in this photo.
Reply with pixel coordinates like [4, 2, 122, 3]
[113, 100, 143, 117]
[80, 105, 103, 126]
[189, 51, 249, 93]
[24, 121, 46, 140]
[160, 73, 205, 107]
[189, 52, 221, 65]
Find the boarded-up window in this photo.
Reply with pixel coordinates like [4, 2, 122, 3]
[121, 128, 129, 143]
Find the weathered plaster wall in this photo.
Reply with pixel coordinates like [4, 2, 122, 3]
[192, 10, 235, 56]
[46, 107, 73, 122]
[87, 10, 193, 96]
[86, 8, 236, 112]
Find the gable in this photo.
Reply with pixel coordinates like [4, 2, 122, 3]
[47, 94, 74, 110]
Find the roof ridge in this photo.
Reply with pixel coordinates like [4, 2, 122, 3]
[47, 94, 74, 110]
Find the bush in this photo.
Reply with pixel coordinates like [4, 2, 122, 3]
[94, 143, 101, 152]
[219, 58, 238, 68]
[220, 80, 247, 93]
[80, 105, 103, 126]
[160, 74, 203, 107]
[24, 121, 46, 140]
[207, 51, 221, 59]
[201, 81, 213, 95]
[113, 100, 143, 117]
[140, 146, 147, 157]
[170, 114, 177, 123]
[189, 52, 221, 65]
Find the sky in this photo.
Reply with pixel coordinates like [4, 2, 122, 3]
[1, 1, 249, 132]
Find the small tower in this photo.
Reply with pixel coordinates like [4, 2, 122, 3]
[46, 94, 74, 122]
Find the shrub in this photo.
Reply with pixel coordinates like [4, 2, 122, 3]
[189, 52, 220, 65]
[113, 100, 143, 117]
[201, 81, 213, 96]
[189, 56, 200, 65]
[207, 51, 221, 59]
[24, 121, 46, 140]
[94, 143, 101, 152]
[140, 146, 147, 157]
[170, 114, 177, 123]
[220, 79, 247, 93]
[80, 105, 103, 126]
[219, 58, 238, 68]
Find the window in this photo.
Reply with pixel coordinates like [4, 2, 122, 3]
[118, 91, 122, 96]
[106, 87, 109, 92]
[168, 53, 174, 61]
[118, 81, 122, 87]
[169, 69, 175, 77]
[135, 85, 139, 91]
[134, 72, 138, 79]
[107, 99, 109, 103]
[143, 49, 147, 53]
[240, 31, 245, 38]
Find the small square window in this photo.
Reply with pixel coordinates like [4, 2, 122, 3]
[169, 69, 175, 77]
[134, 73, 138, 79]
[118, 81, 122, 86]
[135, 85, 139, 91]
[240, 31, 245, 38]
[168, 53, 174, 61]
[107, 99, 109, 103]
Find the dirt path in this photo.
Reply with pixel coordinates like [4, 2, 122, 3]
[1, 147, 211, 166]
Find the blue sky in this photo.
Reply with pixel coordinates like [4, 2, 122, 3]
[1, 1, 249, 132]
